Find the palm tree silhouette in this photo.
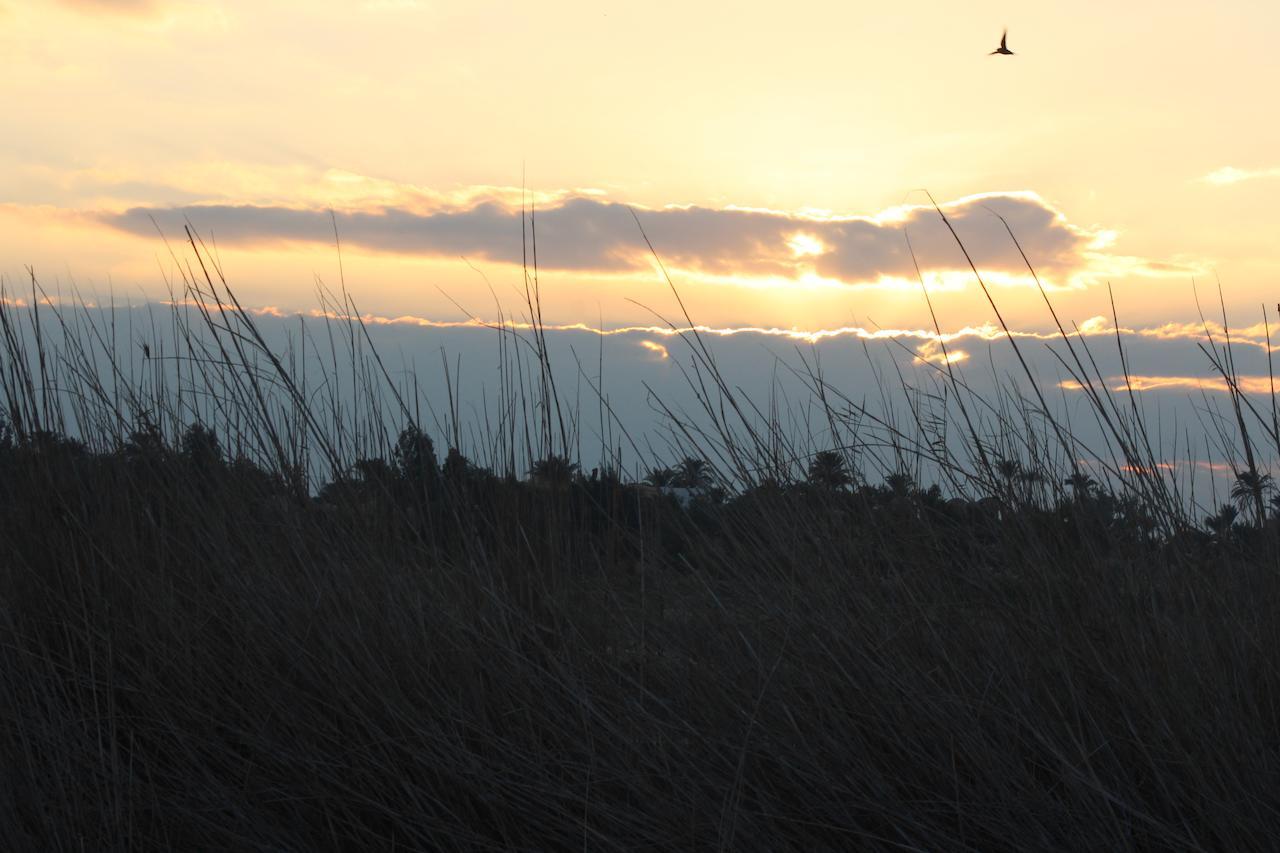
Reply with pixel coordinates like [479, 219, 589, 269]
[1206, 503, 1240, 540]
[530, 455, 578, 486]
[995, 458, 1022, 482]
[1017, 467, 1046, 506]
[884, 471, 915, 498]
[1063, 473, 1102, 518]
[643, 466, 677, 488]
[995, 458, 1023, 501]
[675, 457, 711, 490]
[1230, 470, 1274, 526]
[1064, 473, 1098, 496]
[807, 450, 851, 490]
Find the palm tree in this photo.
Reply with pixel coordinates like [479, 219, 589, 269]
[530, 454, 578, 486]
[884, 471, 915, 498]
[675, 457, 711, 490]
[1063, 472, 1098, 497]
[807, 450, 851, 490]
[1017, 467, 1047, 506]
[643, 466, 677, 488]
[920, 483, 944, 508]
[994, 458, 1022, 497]
[1206, 503, 1240, 540]
[995, 459, 1021, 480]
[1230, 470, 1273, 525]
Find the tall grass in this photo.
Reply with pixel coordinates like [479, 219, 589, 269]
[1, 217, 1279, 850]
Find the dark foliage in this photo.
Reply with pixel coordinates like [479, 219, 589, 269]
[3, 417, 1280, 850]
[4, 227, 1280, 850]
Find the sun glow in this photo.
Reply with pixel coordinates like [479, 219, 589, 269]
[918, 349, 969, 366]
[786, 232, 825, 258]
[914, 339, 970, 366]
[638, 339, 670, 360]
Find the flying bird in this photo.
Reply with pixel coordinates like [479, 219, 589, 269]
[990, 29, 1014, 55]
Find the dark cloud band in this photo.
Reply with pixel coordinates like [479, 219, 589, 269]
[99, 193, 1097, 285]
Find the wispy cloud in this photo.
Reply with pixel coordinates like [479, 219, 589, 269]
[55, 0, 160, 14]
[99, 191, 1190, 291]
[1062, 375, 1278, 395]
[913, 338, 969, 366]
[638, 340, 670, 360]
[1201, 166, 1280, 186]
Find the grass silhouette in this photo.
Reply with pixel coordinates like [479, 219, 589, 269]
[2, 220, 1279, 850]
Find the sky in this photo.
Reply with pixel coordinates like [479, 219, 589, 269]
[3, 0, 1280, 494]
[3, 0, 1278, 334]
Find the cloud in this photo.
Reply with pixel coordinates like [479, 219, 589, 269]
[56, 0, 159, 12]
[98, 191, 1185, 290]
[173, 301, 1266, 374]
[638, 340, 670, 360]
[1062, 375, 1278, 395]
[913, 339, 969, 366]
[1201, 166, 1280, 186]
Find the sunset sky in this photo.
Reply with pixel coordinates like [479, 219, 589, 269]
[2, 0, 1278, 338]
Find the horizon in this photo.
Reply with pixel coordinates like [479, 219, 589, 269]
[0, 294, 1267, 510]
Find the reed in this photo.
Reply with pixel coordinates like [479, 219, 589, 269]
[1, 218, 1278, 850]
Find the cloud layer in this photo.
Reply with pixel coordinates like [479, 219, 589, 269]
[100, 191, 1162, 290]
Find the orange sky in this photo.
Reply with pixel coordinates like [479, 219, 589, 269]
[2, 0, 1278, 335]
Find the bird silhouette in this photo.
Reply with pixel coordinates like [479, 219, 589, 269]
[989, 29, 1014, 55]
[142, 343, 150, 359]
